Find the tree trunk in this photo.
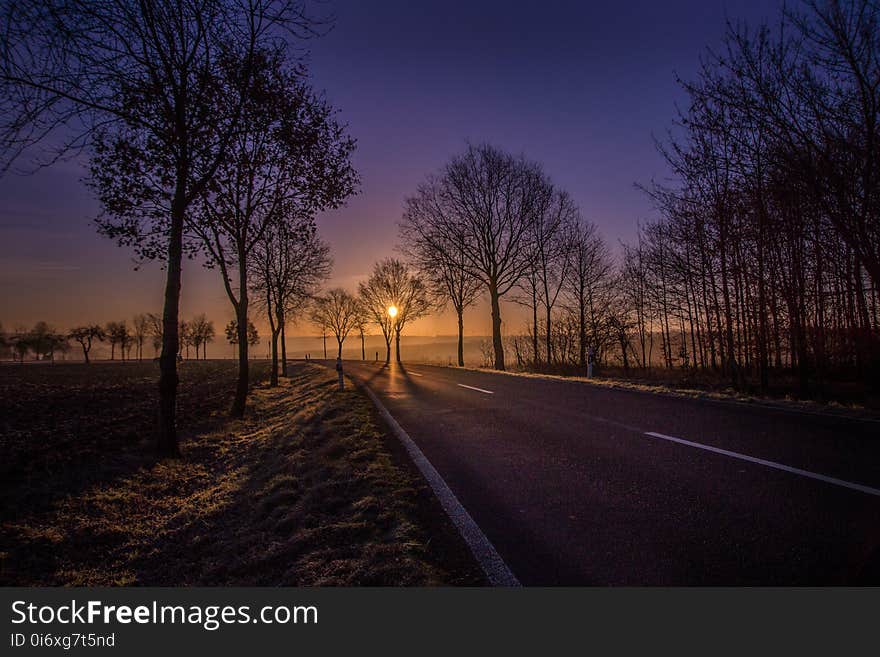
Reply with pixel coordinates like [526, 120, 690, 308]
[337, 338, 344, 359]
[322, 331, 327, 359]
[270, 327, 280, 387]
[157, 187, 184, 458]
[457, 308, 464, 367]
[268, 299, 279, 387]
[231, 254, 249, 418]
[395, 329, 401, 362]
[360, 329, 365, 360]
[82, 345, 90, 364]
[384, 336, 391, 364]
[490, 284, 505, 370]
[531, 283, 539, 365]
[280, 309, 288, 376]
[545, 304, 553, 367]
[578, 290, 587, 372]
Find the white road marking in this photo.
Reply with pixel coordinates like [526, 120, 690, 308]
[645, 431, 880, 497]
[407, 371, 424, 377]
[359, 383, 519, 586]
[458, 383, 494, 395]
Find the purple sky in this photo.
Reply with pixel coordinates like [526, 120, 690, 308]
[0, 0, 775, 339]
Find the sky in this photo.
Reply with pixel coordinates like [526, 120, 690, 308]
[0, 0, 777, 344]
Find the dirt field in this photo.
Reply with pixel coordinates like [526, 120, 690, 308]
[0, 361, 482, 585]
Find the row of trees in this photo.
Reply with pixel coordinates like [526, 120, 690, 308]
[2, 316, 218, 363]
[307, 258, 432, 365]
[394, 1, 880, 397]
[1, 0, 358, 454]
[626, 0, 880, 393]
[399, 142, 611, 373]
[0, 322, 69, 362]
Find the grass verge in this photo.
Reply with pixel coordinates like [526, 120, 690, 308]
[431, 363, 880, 421]
[0, 361, 483, 585]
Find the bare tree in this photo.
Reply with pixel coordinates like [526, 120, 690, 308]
[132, 314, 148, 362]
[105, 321, 128, 361]
[354, 303, 369, 361]
[189, 314, 215, 360]
[358, 258, 431, 363]
[359, 262, 397, 364]
[564, 219, 614, 373]
[430, 144, 545, 369]
[309, 289, 359, 358]
[69, 325, 105, 364]
[1, 0, 331, 455]
[178, 321, 193, 360]
[525, 188, 578, 366]
[250, 217, 332, 384]
[401, 176, 482, 366]
[146, 313, 163, 359]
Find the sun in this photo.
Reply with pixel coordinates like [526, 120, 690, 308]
[387, 305, 398, 318]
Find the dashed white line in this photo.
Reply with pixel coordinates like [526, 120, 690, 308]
[407, 371, 424, 377]
[458, 383, 494, 395]
[645, 431, 880, 497]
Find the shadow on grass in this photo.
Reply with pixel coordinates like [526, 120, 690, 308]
[2, 363, 483, 586]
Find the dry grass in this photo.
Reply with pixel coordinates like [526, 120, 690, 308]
[0, 361, 482, 586]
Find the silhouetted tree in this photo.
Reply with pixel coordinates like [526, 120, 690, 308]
[250, 218, 332, 384]
[358, 258, 431, 363]
[417, 144, 545, 369]
[179, 321, 194, 360]
[28, 322, 67, 361]
[353, 303, 369, 361]
[132, 314, 148, 361]
[564, 219, 614, 373]
[309, 289, 359, 359]
[105, 321, 129, 361]
[69, 325, 105, 364]
[401, 177, 482, 366]
[189, 315, 215, 360]
[523, 188, 578, 366]
[146, 313, 163, 358]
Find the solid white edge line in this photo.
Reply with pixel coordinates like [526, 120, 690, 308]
[645, 431, 880, 497]
[458, 383, 494, 395]
[360, 384, 519, 586]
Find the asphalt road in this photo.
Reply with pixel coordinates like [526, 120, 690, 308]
[328, 359, 880, 585]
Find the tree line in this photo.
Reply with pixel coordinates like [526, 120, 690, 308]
[399, 142, 613, 374]
[0, 315, 218, 364]
[394, 1, 879, 398]
[632, 0, 880, 394]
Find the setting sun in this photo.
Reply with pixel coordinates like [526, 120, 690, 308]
[387, 305, 398, 318]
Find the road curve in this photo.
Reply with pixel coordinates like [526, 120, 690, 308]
[327, 359, 880, 585]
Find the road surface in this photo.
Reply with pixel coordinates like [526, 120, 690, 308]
[329, 360, 880, 585]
